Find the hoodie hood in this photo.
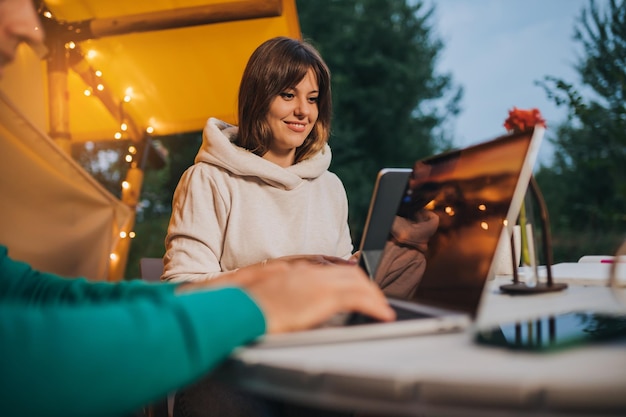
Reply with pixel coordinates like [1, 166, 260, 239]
[195, 118, 331, 190]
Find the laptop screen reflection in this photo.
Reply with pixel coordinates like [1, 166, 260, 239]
[374, 131, 533, 317]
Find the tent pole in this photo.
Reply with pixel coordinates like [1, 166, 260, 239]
[46, 39, 72, 155]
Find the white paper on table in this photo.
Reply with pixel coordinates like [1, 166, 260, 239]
[537, 262, 626, 286]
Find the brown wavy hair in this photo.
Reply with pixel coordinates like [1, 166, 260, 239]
[234, 36, 331, 164]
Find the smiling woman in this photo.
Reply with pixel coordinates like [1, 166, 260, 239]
[162, 35, 356, 417]
[162, 36, 352, 283]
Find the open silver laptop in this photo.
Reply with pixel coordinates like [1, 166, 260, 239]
[257, 126, 545, 347]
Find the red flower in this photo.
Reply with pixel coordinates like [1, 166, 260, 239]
[503, 107, 547, 132]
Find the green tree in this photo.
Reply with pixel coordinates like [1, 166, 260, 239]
[125, 132, 202, 278]
[72, 140, 130, 198]
[73, 133, 202, 278]
[536, 0, 626, 260]
[296, 0, 462, 243]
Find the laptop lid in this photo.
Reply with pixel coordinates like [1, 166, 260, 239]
[373, 127, 545, 318]
[253, 127, 544, 348]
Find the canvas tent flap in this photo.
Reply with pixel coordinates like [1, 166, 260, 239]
[0, 91, 132, 281]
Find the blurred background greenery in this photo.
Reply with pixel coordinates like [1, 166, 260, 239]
[74, 0, 625, 279]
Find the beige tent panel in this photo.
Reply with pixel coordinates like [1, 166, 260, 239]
[0, 91, 132, 281]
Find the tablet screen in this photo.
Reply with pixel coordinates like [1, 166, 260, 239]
[475, 310, 626, 351]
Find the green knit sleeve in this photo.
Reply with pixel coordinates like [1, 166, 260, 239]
[0, 246, 266, 416]
[0, 287, 266, 417]
[0, 245, 177, 304]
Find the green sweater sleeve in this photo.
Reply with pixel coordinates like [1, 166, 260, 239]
[0, 246, 178, 304]
[0, 246, 266, 417]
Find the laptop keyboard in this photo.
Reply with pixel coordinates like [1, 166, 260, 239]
[346, 305, 432, 326]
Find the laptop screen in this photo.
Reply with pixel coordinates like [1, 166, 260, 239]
[373, 129, 540, 317]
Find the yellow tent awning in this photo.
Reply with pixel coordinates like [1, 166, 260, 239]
[42, 0, 301, 143]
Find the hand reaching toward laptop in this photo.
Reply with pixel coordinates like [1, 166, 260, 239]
[178, 261, 396, 334]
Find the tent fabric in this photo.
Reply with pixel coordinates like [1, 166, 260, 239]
[43, 0, 302, 143]
[0, 91, 132, 281]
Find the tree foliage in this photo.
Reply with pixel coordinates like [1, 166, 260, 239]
[296, 0, 462, 243]
[124, 133, 202, 278]
[536, 0, 625, 259]
[72, 140, 130, 198]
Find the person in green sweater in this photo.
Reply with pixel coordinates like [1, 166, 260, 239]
[0, 1, 395, 416]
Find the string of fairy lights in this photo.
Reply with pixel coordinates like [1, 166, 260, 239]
[41, 7, 157, 269]
[80, 56, 147, 264]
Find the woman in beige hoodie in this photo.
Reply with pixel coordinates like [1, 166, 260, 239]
[162, 37, 355, 284]
[163, 37, 358, 416]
